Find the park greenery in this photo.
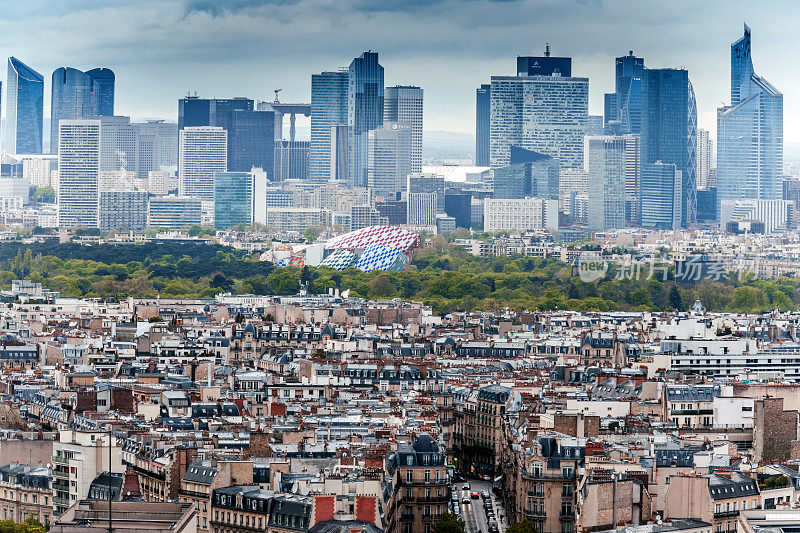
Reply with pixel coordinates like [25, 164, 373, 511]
[0, 238, 797, 316]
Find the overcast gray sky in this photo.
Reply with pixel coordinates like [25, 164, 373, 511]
[2, 0, 797, 141]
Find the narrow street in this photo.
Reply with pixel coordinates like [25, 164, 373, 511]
[459, 479, 508, 533]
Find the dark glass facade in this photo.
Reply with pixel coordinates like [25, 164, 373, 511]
[641, 68, 696, 226]
[492, 147, 559, 200]
[444, 190, 472, 229]
[214, 171, 253, 230]
[516, 56, 572, 76]
[348, 51, 384, 188]
[476, 84, 490, 166]
[51, 67, 114, 154]
[86, 68, 115, 116]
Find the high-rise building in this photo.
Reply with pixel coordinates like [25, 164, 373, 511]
[603, 51, 644, 134]
[641, 68, 697, 226]
[7, 57, 44, 155]
[273, 141, 309, 181]
[86, 68, 115, 116]
[408, 174, 445, 213]
[476, 84, 491, 166]
[309, 70, 348, 183]
[177, 97, 272, 175]
[492, 146, 559, 200]
[384, 85, 422, 173]
[444, 189, 472, 229]
[407, 192, 437, 227]
[178, 126, 227, 201]
[490, 54, 588, 169]
[367, 122, 412, 199]
[717, 25, 783, 217]
[348, 52, 384, 188]
[97, 116, 136, 173]
[57, 119, 100, 227]
[135, 120, 179, 179]
[50, 67, 115, 154]
[585, 135, 637, 230]
[697, 128, 714, 190]
[214, 171, 254, 230]
[640, 162, 682, 230]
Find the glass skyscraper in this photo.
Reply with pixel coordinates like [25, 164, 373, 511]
[214, 171, 254, 230]
[492, 146, 559, 200]
[86, 68, 115, 116]
[51, 67, 115, 154]
[603, 51, 644, 134]
[6, 57, 44, 154]
[309, 70, 348, 183]
[717, 25, 783, 216]
[640, 162, 682, 230]
[586, 135, 635, 230]
[348, 51, 384, 188]
[640, 68, 697, 226]
[384, 85, 422, 174]
[475, 84, 491, 166]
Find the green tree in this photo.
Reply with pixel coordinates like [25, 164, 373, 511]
[668, 285, 683, 311]
[432, 513, 466, 533]
[304, 226, 322, 243]
[506, 521, 537, 533]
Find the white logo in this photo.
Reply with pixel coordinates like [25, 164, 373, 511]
[578, 253, 608, 282]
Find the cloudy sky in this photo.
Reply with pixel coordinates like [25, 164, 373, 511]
[2, 0, 797, 141]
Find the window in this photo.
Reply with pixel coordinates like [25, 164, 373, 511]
[424, 470, 431, 483]
[561, 501, 572, 516]
[562, 484, 573, 498]
[406, 471, 413, 483]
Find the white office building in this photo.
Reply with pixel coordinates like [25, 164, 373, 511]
[384, 86, 423, 173]
[367, 122, 412, 199]
[585, 135, 639, 230]
[483, 197, 558, 232]
[178, 126, 227, 201]
[57, 119, 101, 227]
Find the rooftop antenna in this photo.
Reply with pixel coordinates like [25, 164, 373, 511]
[273, 88, 282, 103]
[545, 43, 551, 57]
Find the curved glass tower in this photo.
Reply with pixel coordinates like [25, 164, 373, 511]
[51, 67, 114, 154]
[86, 68, 115, 116]
[6, 57, 44, 154]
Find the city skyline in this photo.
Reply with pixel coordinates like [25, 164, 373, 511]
[0, 1, 796, 143]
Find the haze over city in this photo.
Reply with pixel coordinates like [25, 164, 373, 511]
[0, 0, 797, 141]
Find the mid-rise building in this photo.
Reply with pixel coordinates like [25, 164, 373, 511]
[0, 464, 52, 526]
[136, 120, 179, 179]
[214, 171, 254, 230]
[178, 126, 227, 201]
[148, 196, 203, 229]
[273, 140, 309, 181]
[492, 147, 559, 200]
[475, 84, 491, 166]
[585, 135, 639, 230]
[99, 190, 148, 231]
[483, 197, 558, 232]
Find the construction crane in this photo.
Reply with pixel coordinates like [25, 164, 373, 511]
[273, 88, 282, 103]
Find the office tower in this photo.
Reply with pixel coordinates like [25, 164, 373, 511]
[148, 196, 203, 229]
[717, 25, 783, 216]
[177, 97, 272, 175]
[7, 57, 44, 154]
[640, 162, 682, 230]
[696, 188, 717, 223]
[444, 190, 472, 229]
[641, 68, 697, 226]
[99, 190, 148, 231]
[483, 197, 558, 232]
[50, 67, 115, 154]
[97, 116, 136, 172]
[407, 192, 437, 226]
[228, 109, 274, 172]
[408, 174, 445, 213]
[330, 125, 350, 181]
[274, 140, 309, 181]
[476, 84, 491, 166]
[384, 85, 422, 173]
[348, 52, 384, 188]
[587, 115, 604, 136]
[697, 128, 713, 189]
[214, 171, 254, 230]
[57, 120, 100, 227]
[492, 147, 559, 200]
[375, 199, 407, 225]
[135, 120, 179, 179]
[783, 178, 800, 211]
[585, 135, 634, 230]
[367, 122, 412, 199]
[604, 52, 644, 134]
[490, 54, 588, 168]
[178, 126, 227, 201]
[309, 70, 348, 183]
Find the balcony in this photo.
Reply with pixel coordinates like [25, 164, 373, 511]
[54, 497, 70, 506]
[414, 495, 450, 503]
[523, 509, 547, 519]
[560, 512, 574, 520]
[714, 510, 740, 519]
[52, 456, 69, 465]
[52, 480, 69, 491]
[400, 513, 415, 520]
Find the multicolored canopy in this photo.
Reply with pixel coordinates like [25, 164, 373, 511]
[325, 226, 421, 253]
[354, 244, 408, 272]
